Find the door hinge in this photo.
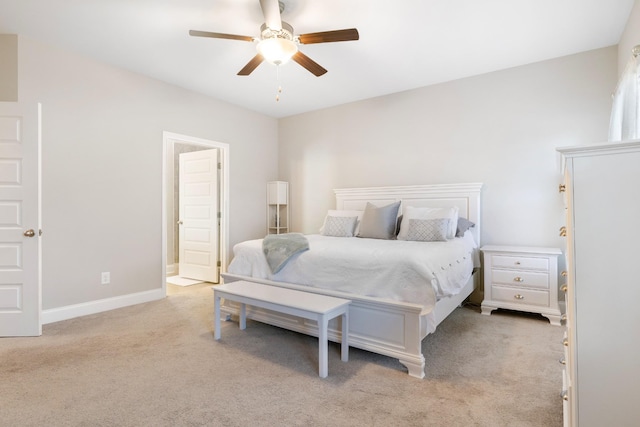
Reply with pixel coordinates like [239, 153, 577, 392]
[217, 261, 221, 267]
[217, 162, 221, 170]
[217, 212, 221, 219]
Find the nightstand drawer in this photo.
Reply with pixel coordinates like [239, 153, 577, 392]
[492, 255, 549, 271]
[492, 270, 549, 289]
[492, 285, 549, 306]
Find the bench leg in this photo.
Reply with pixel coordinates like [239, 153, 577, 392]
[239, 303, 246, 330]
[341, 310, 349, 362]
[319, 315, 328, 378]
[214, 294, 221, 340]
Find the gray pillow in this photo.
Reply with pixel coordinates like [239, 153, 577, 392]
[405, 218, 449, 242]
[357, 201, 401, 240]
[455, 217, 475, 237]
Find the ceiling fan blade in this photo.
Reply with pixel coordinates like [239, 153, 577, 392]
[298, 28, 359, 44]
[189, 30, 254, 42]
[291, 51, 327, 77]
[259, 0, 282, 30]
[237, 54, 265, 76]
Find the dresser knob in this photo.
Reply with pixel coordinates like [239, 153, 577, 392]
[561, 314, 567, 322]
[515, 261, 521, 265]
[563, 338, 569, 347]
[561, 390, 569, 401]
[513, 277, 524, 282]
[561, 284, 568, 293]
[559, 357, 566, 365]
[514, 294, 524, 300]
[559, 226, 567, 237]
[559, 184, 566, 193]
[561, 270, 567, 277]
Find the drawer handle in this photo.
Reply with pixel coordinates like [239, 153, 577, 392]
[559, 357, 566, 365]
[559, 184, 566, 193]
[514, 261, 521, 265]
[563, 338, 569, 347]
[514, 294, 524, 300]
[559, 226, 567, 237]
[513, 277, 524, 282]
[560, 284, 568, 293]
[561, 390, 569, 401]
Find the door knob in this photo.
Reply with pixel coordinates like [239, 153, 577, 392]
[23, 229, 35, 237]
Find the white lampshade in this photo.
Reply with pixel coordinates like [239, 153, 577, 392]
[257, 38, 298, 65]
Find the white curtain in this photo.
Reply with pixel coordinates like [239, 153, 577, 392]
[609, 46, 640, 142]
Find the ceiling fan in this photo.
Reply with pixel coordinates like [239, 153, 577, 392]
[189, 0, 359, 77]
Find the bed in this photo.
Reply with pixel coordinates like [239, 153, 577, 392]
[221, 183, 483, 378]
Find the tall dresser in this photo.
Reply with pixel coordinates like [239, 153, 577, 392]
[558, 140, 640, 427]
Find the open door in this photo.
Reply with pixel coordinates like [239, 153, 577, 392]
[178, 149, 219, 283]
[0, 102, 41, 336]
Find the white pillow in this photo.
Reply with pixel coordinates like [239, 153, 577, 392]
[320, 215, 358, 237]
[397, 205, 459, 240]
[319, 210, 364, 235]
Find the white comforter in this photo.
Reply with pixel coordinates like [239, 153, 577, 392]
[227, 232, 478, 311]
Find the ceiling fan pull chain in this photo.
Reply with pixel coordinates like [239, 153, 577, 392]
[275, 65, 283, 102]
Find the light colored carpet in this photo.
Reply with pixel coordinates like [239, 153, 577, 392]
[166, 275, 203, 286]
[0, 283, 564, 426]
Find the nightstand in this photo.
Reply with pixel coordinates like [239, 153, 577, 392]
[481, 245, 562, 325]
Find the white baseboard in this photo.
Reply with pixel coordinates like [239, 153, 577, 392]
[166, 263, 177, 276]
[42, 288, 165, 325]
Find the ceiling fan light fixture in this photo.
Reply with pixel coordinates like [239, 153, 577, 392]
[257, 37, 298, 65]
[257, 21, 298, 66]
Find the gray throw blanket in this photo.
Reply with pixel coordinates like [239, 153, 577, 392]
[262, 233, 309, 274]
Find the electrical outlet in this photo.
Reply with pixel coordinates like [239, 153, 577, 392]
[101, 272, 110, 285]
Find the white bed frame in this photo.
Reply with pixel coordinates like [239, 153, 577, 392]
[221, 183, 483, 378]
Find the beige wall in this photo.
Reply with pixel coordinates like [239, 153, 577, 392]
[618, 0, 640, 74]
[278, 47, 617, 251]
[0, 34, 18, 101]
[17, 36, 278, 311]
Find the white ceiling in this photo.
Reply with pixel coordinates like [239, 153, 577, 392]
[0, 0, 634, 118]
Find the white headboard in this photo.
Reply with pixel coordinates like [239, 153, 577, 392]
[334, 183, 483, 245]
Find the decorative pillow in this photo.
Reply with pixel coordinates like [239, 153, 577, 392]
[455, 217, 475, 237]
[320, 215, 358, 237]
[319, 210, 364, 235]
[397, 205, 459, 240]
[405, 218, 449, 242]
[357, 201, 401, 240]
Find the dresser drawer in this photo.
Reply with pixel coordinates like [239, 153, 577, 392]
[491, 285, 549, 306]
[491, 269, 549, 289]
[562, 330, 570, 371]
[492, 255, 549, 271]
[562, 369, 570, 427]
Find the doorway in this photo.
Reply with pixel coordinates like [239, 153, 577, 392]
[178, 148, 219, 283]
[162, 132, 229, 295]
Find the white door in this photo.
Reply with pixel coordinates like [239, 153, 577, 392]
[0, 103, 41, 336]
[178, 149, 219, 283]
